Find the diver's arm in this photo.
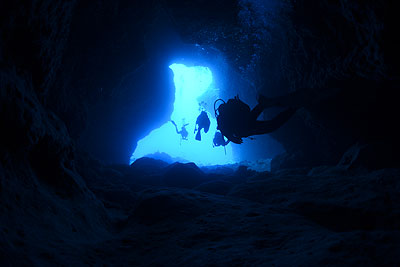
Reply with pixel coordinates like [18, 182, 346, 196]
[170, 120, 180, 134]
[224, 133, 242, 144]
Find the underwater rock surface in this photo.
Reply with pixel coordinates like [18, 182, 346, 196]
[6, 157, 400, 266]
[1, 0, 400, 265]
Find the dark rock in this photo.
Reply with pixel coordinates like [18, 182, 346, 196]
[130, 157, 169, 175]
[194, 180, 233, 195]
[271, 152, 315, 172]
[338, 142, 399, 171]
[235, 165, 257, 178]
[131, 189, 205, 225]
[294, 201, 400, 232]
[274, 167, 310, 177]
[140, 152, 187, 164]
[162, 162, 207, 188]
[200, 165, 236, 176]
[307, 166, 347, 177]
[2, 0, 400, 265]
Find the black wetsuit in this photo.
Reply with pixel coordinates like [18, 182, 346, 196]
[217, 97, 297, 144]
[194, 111, 210, 141]
[213, 131, 230, 147]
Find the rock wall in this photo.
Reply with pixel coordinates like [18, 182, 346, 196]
[0, 2, 109, 263]
[1, 1, 400, 264]
[51, 0, 177, 164]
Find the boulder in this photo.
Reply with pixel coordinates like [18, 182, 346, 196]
[162, 162, 206, 189]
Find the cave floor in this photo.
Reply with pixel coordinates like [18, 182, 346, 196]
[78, 164, 400, 266]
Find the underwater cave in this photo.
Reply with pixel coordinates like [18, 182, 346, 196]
[1, 0, 400, 265]
[131, 62, 235, 166]
[131, 60, 283, 170]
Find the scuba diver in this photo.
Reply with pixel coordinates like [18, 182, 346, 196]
[194, 111, 210, 141]
[213, 131, 230, 154]
[213, 131, 230, 147]
[214, 94, 298, 144]
[170, 120, 189, 144]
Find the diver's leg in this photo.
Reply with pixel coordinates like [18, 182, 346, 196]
[263, 88, 325, 109]
[250, 103, 265, 120]
[256, 89, 316, 111]
[195, 130, 201, 141]
[250, 94, 287, 120]
[251, 107, 298, 135]
[270, 91, 306, 108]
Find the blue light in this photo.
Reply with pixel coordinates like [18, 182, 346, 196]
[130, 63, 235, 166]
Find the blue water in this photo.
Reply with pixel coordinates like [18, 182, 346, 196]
[130, 63, 236, 166]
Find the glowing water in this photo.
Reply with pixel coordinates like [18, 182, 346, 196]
[130, 63, 235, 166]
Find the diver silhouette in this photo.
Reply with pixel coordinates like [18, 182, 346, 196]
[213, 131, 230, 155]
[194, 111, 210, 141]
[213, 131, 230, 147]
[171, 120, 189, 144]
[215, 94, 298, 144]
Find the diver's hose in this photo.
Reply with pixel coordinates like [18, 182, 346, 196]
[214, 99, 226, 117]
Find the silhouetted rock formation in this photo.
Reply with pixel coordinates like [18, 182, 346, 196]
[1, 0, 400, 265]
[163, 162, 207, 188]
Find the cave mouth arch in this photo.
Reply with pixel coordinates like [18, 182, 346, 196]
[130, 63, 237, 166]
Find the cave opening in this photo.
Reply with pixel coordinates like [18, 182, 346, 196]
[130, 56, 285, 172]
[130, 63, 236, 166]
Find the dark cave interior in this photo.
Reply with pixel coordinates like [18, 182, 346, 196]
[1, 0, 400, 265]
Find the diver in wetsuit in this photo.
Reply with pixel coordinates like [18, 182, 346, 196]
[215, 95, 298, 144]
[213, 131, 230, 155]
[213, 131, 230, 147]
[171, 120, 189, 144]
[194, 111, 210, 141]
